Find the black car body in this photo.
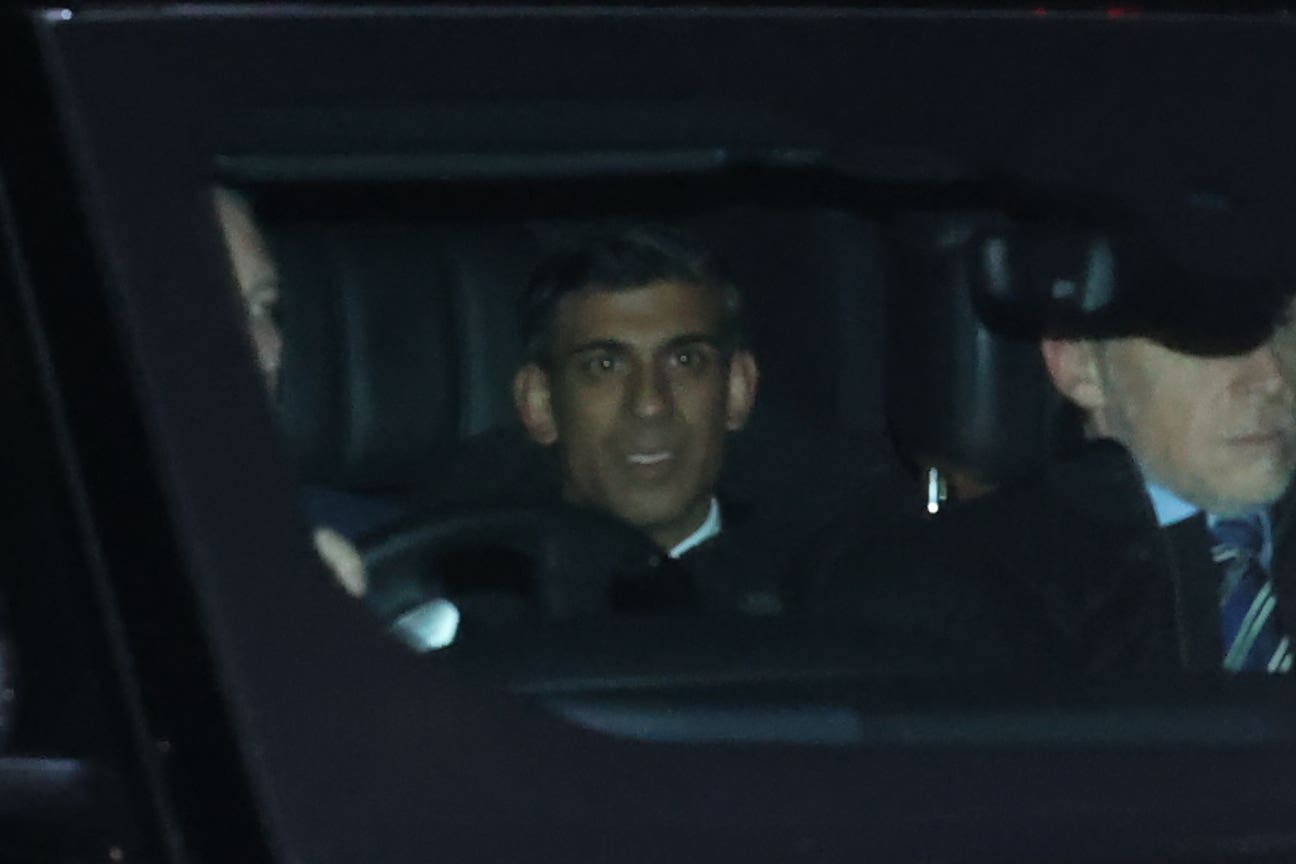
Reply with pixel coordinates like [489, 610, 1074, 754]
[4, 4, 1296, 862]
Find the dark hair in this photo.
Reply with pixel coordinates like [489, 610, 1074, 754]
[520, 224, 745, 365]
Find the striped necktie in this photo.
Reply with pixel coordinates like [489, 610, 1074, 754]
[1212, 515, 1293, 673]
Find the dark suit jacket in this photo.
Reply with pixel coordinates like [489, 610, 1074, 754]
[809, 440, 1296, 676]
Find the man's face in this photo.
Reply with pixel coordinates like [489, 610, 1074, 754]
[1045, 314, 1296, 514]
[514, 279, 757, 550]
[214, 191, 283, 394]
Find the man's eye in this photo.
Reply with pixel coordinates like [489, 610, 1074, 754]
[670, 348, 711, 372]
[582, 355, 622, 375]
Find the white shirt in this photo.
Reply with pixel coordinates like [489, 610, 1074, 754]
[667, 498, 722, 559]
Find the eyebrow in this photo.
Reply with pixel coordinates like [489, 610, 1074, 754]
[564, 338, 631, 360]
[660, 333, 722, 353]
[563, 333, 722, 360]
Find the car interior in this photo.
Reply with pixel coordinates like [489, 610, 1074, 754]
[7, 4, 1296, 862]
[236, 169, 1072, 647]
[261, 177, 905, 515]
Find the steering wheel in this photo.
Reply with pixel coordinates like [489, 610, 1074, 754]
[358, 503, 671, 648]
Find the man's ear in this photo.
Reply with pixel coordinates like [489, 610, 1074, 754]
[724, 349, 759, 431]
[1040, 338, 1106, 413]
[513, 363, 559, 445]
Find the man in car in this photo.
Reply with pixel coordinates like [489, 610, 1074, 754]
[812, 223, 1296, 675]
[426, 225, 905, 613]
[509, 225, 759, 559]
[347, 223, 879, 629]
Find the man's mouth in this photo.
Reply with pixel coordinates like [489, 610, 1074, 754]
[627, 451, 673, 466]
[1228, 429, 1294, 447]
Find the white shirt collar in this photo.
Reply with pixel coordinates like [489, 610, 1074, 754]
[668, 497, 722, 559]
[1144, 480, 1201, 527]
[1143, 478, 1273, 567]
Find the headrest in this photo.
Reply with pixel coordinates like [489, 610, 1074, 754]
[270, 218, 537, 492]
[887, 213, 1064, 489]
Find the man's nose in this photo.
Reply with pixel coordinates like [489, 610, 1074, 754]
[628, 364, 672, 419]
[1242, 342, 1289, 397]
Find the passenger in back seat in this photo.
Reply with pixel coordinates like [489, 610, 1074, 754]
[512, 226, 756, 557]
[362, 225, 847, 616]
[504, 224, 777, 612]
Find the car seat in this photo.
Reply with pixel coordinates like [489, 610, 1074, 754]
[885, 210, 1073, 514]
